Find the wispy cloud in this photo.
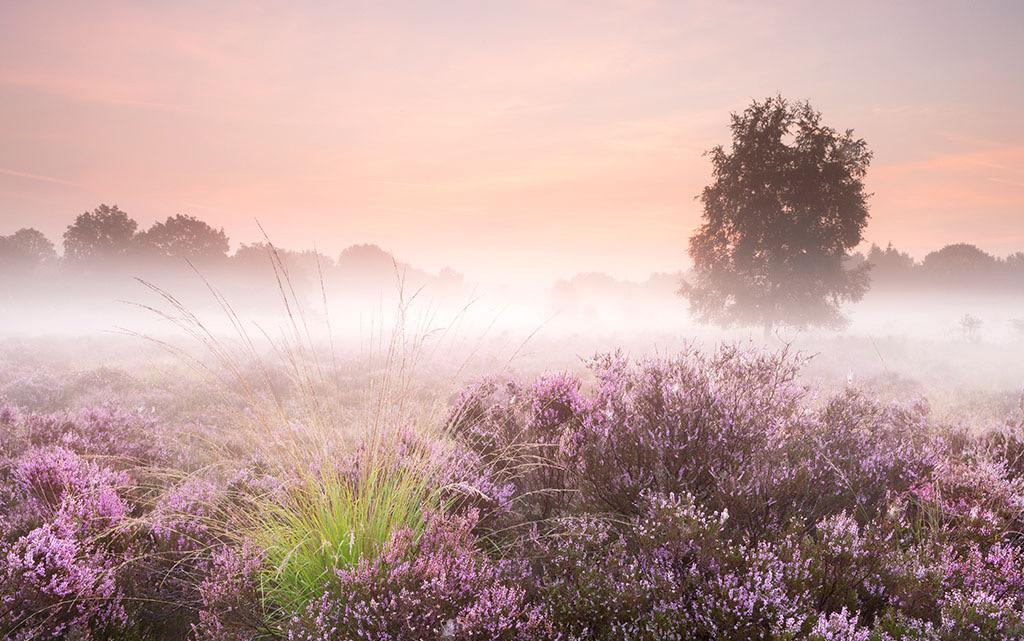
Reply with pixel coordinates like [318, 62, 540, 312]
[871, 104, 938, 116]
[0, 74, 184, 112]
[0, 167, 82, 188]
[989, 177, 1024, 188]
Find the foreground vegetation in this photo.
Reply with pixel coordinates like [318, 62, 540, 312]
[1, 345, 1023, 640]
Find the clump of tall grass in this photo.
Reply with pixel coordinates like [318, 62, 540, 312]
[125, 232, 482, 623]
[252, 463, 439, 613]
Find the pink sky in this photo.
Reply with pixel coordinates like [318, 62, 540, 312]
[1, 1, 1022, 282]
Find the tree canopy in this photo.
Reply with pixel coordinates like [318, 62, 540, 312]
[62, 204, 138, 262]
[0, 228, 56, 270]
[682, 97, 873, 332]
[137, 214, 230, 262]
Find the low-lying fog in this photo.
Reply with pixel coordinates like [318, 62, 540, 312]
[1, 250, 1022, 432]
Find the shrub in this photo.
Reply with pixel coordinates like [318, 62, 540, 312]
[0, 446, 131, 640]
[193, 542, 268, 641]
[799, 391, 937, 524]
[289, 511, 547, 641]
[1, 404, 168, 469]
[0, 408, 232, 640]
[447, 373, 582, 524]
[567, 347, 809, 529]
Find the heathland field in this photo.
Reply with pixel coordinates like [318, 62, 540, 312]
[2, 282, 1023, 641]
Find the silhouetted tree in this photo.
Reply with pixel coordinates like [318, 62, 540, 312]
[231, 242, 333, 289]
[137, 214, 229, 262]
[0, 228, 56, 269]
[682, 97, 873, 333]
[62, 204, 138, 262]
[866, 242, 916, 287]
[867, 243, 915, 272]
[921, 243, 998, 288]
[336, 244, 397, 276]
[336, 244, 402, 290]
[843, 251, 868, 271]
[231, 242, 274, 271]
[1007, 252, 1024, 289]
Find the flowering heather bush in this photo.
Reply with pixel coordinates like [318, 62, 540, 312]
[289, 511, 547, 641]
[1, 445, 132, 640]
[444, 346, 1024, 639]
[1, 403, 169, 469]
[447, 373, 581, 522]
[193, 542, 268, 641]
[799, 391, 938, 524]
[522, 492, 735, 640]
[0, 371, 70, 412]
[568, 348, 810, 525]
[2, 346, 1024, 640]
[0, 406, 239, 640]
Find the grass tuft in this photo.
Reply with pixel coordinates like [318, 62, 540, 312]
[251, 458, 439, 613]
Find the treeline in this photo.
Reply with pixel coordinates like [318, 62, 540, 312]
[845, 243, 1024, 293]
[2, 203, 1023, 296]
[0, 204, 465, 298]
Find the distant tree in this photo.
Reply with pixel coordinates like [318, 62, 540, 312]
[137, 214, 229, 262]
[1010, 317, 1024, 338]
[959, 313, 983, 343]
[682, 97, 873, 333]
[437, 267, 463, 285]
[1003, 252, 1024, 289]
[62, 204, 138, 262]
[866, 242, 917, 287]
[843, 251, 868, 272]
[231, 242, 332, 283]
[336, 244, 398, 276]
[867, 242, 915, 272]
[920, 243, 998, 288]
[231, 242, 274, 270]
[336, 244, 402, 289]
[0, 228, 56, 269]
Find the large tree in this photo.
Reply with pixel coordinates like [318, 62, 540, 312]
[63, 204, 138, 262]
[137, 214, 230, 262]
[682, 97, 872, 333]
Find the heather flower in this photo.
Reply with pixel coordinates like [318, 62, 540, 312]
[3, 345, 1024, 640]
[288, 511, 547, 640]
[447, 374, 578, 524]
[192, 542, 267, 641]
[910, 457, 1024, 547]
[809, 608, 871, 641]
[4, 404, 168, 469]
[1, 520, 127, 640]
[148, 478, 221, 551]
[13, 445, 129, 527]
[937, 587, 1024, 640]
[1, 447, 132, 640]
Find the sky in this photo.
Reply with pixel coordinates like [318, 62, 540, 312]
[1, 0, 1022, 283]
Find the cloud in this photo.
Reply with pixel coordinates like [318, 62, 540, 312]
[988, 177, 1024, 189]
[0, 73, 184, 112]
[0, 167, 82, 188]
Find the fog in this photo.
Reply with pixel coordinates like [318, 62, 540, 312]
[2, 244, 1022, 432]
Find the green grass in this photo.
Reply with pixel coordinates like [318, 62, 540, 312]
[251, 458, 439, 613]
